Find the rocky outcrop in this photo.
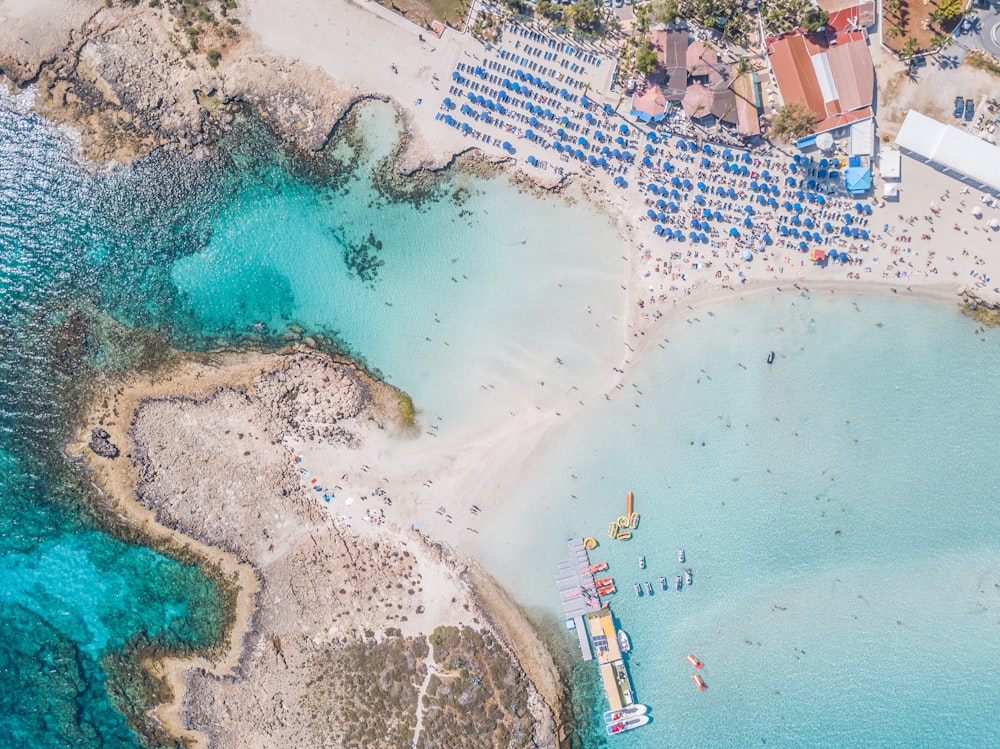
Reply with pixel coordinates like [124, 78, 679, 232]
[88, 427, 119, 458]
[1, 3, 351, 163]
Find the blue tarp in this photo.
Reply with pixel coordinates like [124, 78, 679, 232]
[845, 166, 872, 194]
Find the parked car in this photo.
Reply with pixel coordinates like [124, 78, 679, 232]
[955, 96, 965, 117]
[965, 99, 975, 121]
[962, 12, 979, 32]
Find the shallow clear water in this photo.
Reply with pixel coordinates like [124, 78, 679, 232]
[475, 292, 1000, 747]
[4, 87, 1000, 748]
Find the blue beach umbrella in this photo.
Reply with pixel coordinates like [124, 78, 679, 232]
[842, 225, 852, 235]
[723, 149, 733, 160]
[461, 122, 471, 132]
[602, 146, 611, 155]
[750, 180, 759, 191]
[595, 130, 605, 141]
[779, 225, 789, 236]
[799, 241, 809, 251]
[654, 225, 663, 235]
[744, 205, 755, 215]
[727, 188, 737, 199]
[683, 179, 693, 189]
[743, 217, 753, 228]
[525, 129, 535, 140]
[645, 144, 655, 154]
[620, 124, 630, 134]
[851, 227, 860, 238]
[786, 176, 796, 187]
[729, 227, 740, 237]
[742, 153, 752, 163]
[671, 189, 681, 199]
[824, 222, 834, 233]
[763, 233, 773, 244]
[604, 104, 614, 114]
[692, 219, 702, 230]
[557, 128, 566, 139]
[622, 151, 632, 161]
[802, 230, 812, 241]
[502, 141, 512, 151]
[768, 197, 778, 208]
[588, 155, 597, 165]
[698, 233, 708, 243]
[615, 136, 626, 146]
[527, 155, 538, 165]
[771, 186, 780, 196]
[585, 112, 594, 123]
[714, 210, 723, 222]
[701, 157, 711, 167]
[554, 142, 564, 152]
[671, 176, 681, 187]
[762, 170, 770, 181]
[861, 229, 870, 240]
[561, 116, 571, 125]
[790, 227, 800, 238]
[804, 217, 815, 228]
[647, 131, 658, 141]
[791, 215, 802, 226]
[668, 201, 678, 211]
[598, 158, 608, 167]
[529, 117, 539, 126]
[695, 194, 706, 205]
[689, 231, 698, 241]
[656, 199, 667, 209]
[722, 163, 731, 173]
[647, 209, 657, 219]
[716, 186, 726, 196]
[647, 183, 660, 193]
[642, 156, 653, 167]
[845, 213, 853, 224]
[688, 141, 698, 150]
[789, 162, 798, 172]
[739, 165, 750, 176]
[702, 208, 713, 218]
[578, 136, 588, 146]
[443, 97, 454, 108]
[612, 149, 622, 159]
[697, 181, 707, 191]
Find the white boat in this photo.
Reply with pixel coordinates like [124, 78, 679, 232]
[638, 554, 646, 569]
[677, 549, 685, 563]
[606, 714, 651, 735]
[684, 567, 693, 585]
[603, 703, 648, 724]
[617, 630, 631, 654]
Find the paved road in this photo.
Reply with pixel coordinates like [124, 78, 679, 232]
[954, 0, 1000, 58]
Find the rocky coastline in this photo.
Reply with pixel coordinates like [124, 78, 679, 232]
[70, 346, 560, 748]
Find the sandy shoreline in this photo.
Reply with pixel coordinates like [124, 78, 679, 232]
[6, 0, 999, 746]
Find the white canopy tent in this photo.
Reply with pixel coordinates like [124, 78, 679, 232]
[880, 148, 901, 180]
[895, 110, 1000, 195]
[883, 182, 899, 199]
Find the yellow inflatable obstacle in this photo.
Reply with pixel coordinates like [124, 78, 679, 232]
[584, 537, 597, 550]
[608, 522, 617, 539]
[616, 529, 632, 541]
[629, 512, 640, 529]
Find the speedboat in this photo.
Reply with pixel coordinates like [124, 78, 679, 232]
[767, 350, 775, 364]
[686, 654, 703, 669]
[684, 567, 693, 585]
[606, 714, 651, 735]
[617, 630, 631, 654]
[634, 583, 643, 597]
[677, 549, 685, 563]
[675, 575, 683, 591]
[659, 575, 667, 590]
[603, 703, 648, 724]
[638, 555, 646, 569]
[692, 673, 707, 691]
[644, 581, 653, 596]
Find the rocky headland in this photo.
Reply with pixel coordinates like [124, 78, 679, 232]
[71, 346, 559, 748]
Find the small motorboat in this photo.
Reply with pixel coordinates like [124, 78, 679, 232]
[644, 581, 654, 596]
[686, 654, 703, 669]
[617, 630, 631, 654]
[603, 703, 648, 724]
[659, 575, 667, 591]
[634, 583, 643, 597]
[638, 555, 646, 569]
[677, 549, 685, 563]
[606, 714, 651, 735]
[675, 575, 683, 591]
[767, 350, 775, 364]
[597, 584, 616, 596]
[588, 562, 609, 574]
[692, 673, 707, 691]
[684, 567, 693, 585]
[595, 577, 613, 587]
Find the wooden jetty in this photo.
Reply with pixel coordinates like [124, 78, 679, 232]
[556, 537, 602, 661]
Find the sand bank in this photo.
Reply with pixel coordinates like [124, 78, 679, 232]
[71, 346, 560, 748]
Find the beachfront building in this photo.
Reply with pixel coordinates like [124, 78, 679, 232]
[632, 29, 761, 137]
[817, 0, 877, 32]
[894, 109, 1000, 196]
[764, 29, 875, 137]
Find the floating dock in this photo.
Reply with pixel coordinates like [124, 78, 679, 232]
[556, 538, 603, 662]
[586, 607, 635, 711]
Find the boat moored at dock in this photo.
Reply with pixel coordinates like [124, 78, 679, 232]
[606, 714, 650, 735]
[634, 583, 642, 597]
[675, 575, 683, 591]
[617, 630, 631, 653]
[638, 555, 646, 569]
[603, 703, 648, 724]
[659, 575, 667, 590]
[677, 549, 685, 563]
[684, 567, 693, 585]
[644, 581, 653, 596]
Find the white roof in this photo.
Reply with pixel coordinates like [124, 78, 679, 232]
[883, 182, 899, 198]
[811, 52, 839, 104]
[880, 148, 901, 180]
[895, 110, 1000, 192]
[849, 119, 874, 156]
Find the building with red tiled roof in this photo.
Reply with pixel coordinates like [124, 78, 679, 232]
[765, 29, 874, 134]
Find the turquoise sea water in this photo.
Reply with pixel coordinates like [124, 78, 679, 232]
[475, 293, 1000, 747]
[3, 90, 999, 749]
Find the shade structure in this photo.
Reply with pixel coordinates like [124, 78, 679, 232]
[742, 153, 753, 163]
[771, 186, 780, 196]
[744, 205, 755, 214]
[677, 139, 687, 150]
[620, 124, 630, 134]
[695, 194, 706, 205]
[804, 217, 814, 228]
[585, 112, 594, 123]
[588, 155, 597, 164]
[581, 95, 591, 106]
[799, 241, 809, 251]
[844, 213, 853, 224]
[543, 108, 551, 118]
[561, 88, 570, 98]
[762, 170, 770, 181]
[557, 128, 566, 139]
[816, 194, 826, 205]
[729, 227, 740, 237]
[612, 149, 622, 159]
[656, 199, 667, 208]
[602, 146, 611, 155]
[443, 97, 454, 108]
[461, 123, 471, 132]
[654, 224, 663, 235]
[824, 222, 834, 232]
[762, 233, 773, 244]
[502, 141, 512, 151]
[780, 225, 789, 236]
[671, 189, 681, 198]
[750, 181, 759, 191]
[768, 197, 779, 208]
[642, 156, 653, 167]
[791, 215, 802, 226]
[743, 217, 753, 228]
[595, 130, 605, 141]
[722, 163, 731, 173]
[740, 165, 750, 176]
[727, 187, 737, 199]
[703, 144, 713, 154]
[842, 225, 851, 235]
[790, 227, 800, 237]
[697, 181, 707, 191]
[575, 149, 585, 160]
[692, 219, 702, 230]
[604, 103, 614, 114]
[622, 151, 632, 160]
[701, 157, 711, 167]
[667, 201, 678, 211]
[689, 231, 698, 241]
[527, 155, 538, 165]
[698, 232, 708, 243]
[802, 230, 812, 241]
[615, 136, 626, 146]
[647, 209, 657, 219]
[793, 202, 803, 213]
[683, 179, 693, 189]
[688, 141, 698, 150]
[529, 117, 539, 126]
[860, 229, 870, 239]
[723, 149, 733, 160]
[553, 142, 564, 153]
[647, 183, 660, 193]
[613, 176, 626, 186]
[743, 250, 754, 261]
[757, 195, 767, 206]
[671, 176, 681, 186]
[645, 143, 655, 154]
[702, 208, 713, 218]
[525, 130, 536, 140]
[714, 211, 723, 221]
[578, 136, 588, 146]
[648, 131, 658, 141]
[716, 186, 726, 196]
